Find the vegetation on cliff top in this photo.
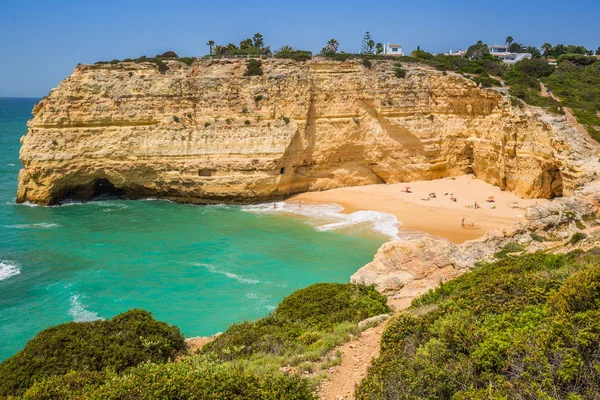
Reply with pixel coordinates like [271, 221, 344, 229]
[1, 283, 389, 399]
[357, 249, 600, 400]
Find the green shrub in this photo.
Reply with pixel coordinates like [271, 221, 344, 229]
[0, 309, 185, 396]
[557, 53, 597, 66]
[282, 116, 290, 125]
[88, 356, 316, 400]
[203, 283, 389, 364]
[394, 64, 406, 78]
[569, 232, 587, 244]
[358, 250, 600, 400]
[493, 242, 526, 258]
[548, 266, 600, 313]
[530, 232, 547, 242]
[275, 50, 312, 62]
[243, 59, 263, 76]
[177, 57, 195, 66]
[244, 120, 251, 125]
[361, 58, 372, 69]
[22, 371, 110, 400]
[275, 283, 390, 330]
[172, 115, 180, 123]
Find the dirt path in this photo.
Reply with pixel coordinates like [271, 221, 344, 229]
[540, 82, 599, 148]
[319, 298, 412, 400]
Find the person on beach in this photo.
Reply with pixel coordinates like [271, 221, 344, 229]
[461, 217, 465, 226]
[298, 201, 302, 208]
[273, 203, 277, 209]
[474, 201, 480, 209]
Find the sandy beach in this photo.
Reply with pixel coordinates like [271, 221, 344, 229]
[288, 175, 549, 243]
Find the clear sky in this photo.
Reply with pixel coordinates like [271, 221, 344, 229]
[1, 0, 599, 97]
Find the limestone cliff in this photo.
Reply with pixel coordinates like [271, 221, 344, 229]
[17, 58, 595, 205]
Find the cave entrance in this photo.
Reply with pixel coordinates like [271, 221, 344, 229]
[59, 177, 124, 202]
[92, 178, 124, 198]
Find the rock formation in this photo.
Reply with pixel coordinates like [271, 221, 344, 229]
[17, 58, 595, 205]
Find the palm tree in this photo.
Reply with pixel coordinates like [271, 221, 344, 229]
[326, 39, 339, 54]
[277, 45, 294, 53]
[213, 45, 226, 56]
[505, 36, 514, 46]
[206, 40, 215, 55]
[541, 43, 553, 58]
[367, 40, 375, 53]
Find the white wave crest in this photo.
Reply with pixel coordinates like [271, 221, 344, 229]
[7, 163, 16, 167]
[243, 202, 400, 238]
[0, 261, 20, 281]
[197, 263, 260, 284]
[4, 223, 59, 229]
[69, 295, 102, 322]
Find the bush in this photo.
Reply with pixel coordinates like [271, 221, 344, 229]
[358, 250, 600, 400]
[0, 309, 185, 396]
[569, 232, 587, 244]
[203, 283, 389, 363]
[548, 266, 600, 313]
[22, 371, 110, 400]
[243, 59, 263, 76]
[275, 50, 312, 62]
[394, 64, 406, 78]
[274, 283, 390, 330]
[361, 58, 372, 69]
[158, 51, 178, 58]
[88, 356, 316, 400]
[557, 53, 597, 66]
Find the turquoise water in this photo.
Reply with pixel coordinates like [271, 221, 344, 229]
[0, 98, 389, 361]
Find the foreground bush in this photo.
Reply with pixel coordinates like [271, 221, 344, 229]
[0, 309, 185, 396]
[88, 357, 316, 400]
[357, 250, 600, 399]
[203, 283, 390, 367]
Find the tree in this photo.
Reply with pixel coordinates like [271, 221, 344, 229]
[277, 45, 294, 53]
[361, 31, 373, 54]
[541, 43, 553, 58]
[368, 40, 375, 53]
[239, 38, 253, 50]
[596, 46, 600, 55]
[505, 36, 514, 46]
[466, 40, 489, 60]
[321, 38, 339, 55]
[375, 42, 384, 54]
[252, 33, 264, 49]
[213, 45, 225, 55]
[509, 42, 525, 53]
[526, 46, 541, 58]
[206, 40, 215, 55]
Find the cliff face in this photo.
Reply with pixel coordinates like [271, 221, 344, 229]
[17, 58, 593, 205]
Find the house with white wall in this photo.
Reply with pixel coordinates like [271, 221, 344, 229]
[488, 45, 532, 64]
[383, 43, 403, 56]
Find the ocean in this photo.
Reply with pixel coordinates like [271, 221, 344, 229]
[0, 98, 393, 361]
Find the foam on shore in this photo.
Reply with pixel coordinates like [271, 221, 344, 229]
[243, 202, 400, 238]
[68, 294, 102, 322]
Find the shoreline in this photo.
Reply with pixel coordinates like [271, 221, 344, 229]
[288, 175, 549, 244]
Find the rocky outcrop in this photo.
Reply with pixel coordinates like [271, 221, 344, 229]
[17, 58, 597, 205]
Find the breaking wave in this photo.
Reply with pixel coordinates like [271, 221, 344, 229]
[0, 261, 20, 281]
[197, 263, 260, 284]
[68, 294, 102, 322]
[243, 202, 400, 238]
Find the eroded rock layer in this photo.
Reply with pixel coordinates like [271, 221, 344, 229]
[17, 58, 593, 205]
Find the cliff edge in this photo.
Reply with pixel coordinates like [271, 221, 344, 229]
[17, 58, 596, 205]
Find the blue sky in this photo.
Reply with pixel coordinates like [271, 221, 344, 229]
[1, 0, 599, 97]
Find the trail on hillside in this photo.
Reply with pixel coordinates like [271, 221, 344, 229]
[319, 298, 412, 400]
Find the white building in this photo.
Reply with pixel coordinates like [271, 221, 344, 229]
[446, 49, 466, 57]
[383, 43, 404, 56]
[488, 45, 532, 64]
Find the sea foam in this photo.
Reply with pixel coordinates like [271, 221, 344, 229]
[0, 261, 20, 281]
[197, 263, 260, 284]
[69, 294, 102, 322]
[4, 222, 59, 229]
[243, 202, 401, 238]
